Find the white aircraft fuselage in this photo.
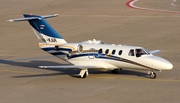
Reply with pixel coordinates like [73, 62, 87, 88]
[8, 14, 173, 79]
[39, 42, 172, 71]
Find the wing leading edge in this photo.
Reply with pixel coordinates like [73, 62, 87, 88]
[39, 65, 101, 69]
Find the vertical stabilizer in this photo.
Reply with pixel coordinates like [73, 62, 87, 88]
[8, 14, 67, 44]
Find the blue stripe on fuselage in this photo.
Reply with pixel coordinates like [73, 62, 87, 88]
[41, 47, 126, 62]
[41, 49, 156, 70]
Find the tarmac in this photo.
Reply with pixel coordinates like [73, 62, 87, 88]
[0, 0, 180, 103]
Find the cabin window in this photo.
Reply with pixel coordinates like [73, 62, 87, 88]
[98, 48, 103, 54]
[119, 50, 122, 55]
[112, 49, 116, 55]
[129, 49, 134, 56]
[105, 49, 109, 54]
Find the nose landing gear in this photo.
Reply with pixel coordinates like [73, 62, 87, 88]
[148, 71, 156, 79]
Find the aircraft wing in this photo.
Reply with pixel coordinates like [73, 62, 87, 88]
[149, 50, 161, 54]
[39, 65, 101, 69]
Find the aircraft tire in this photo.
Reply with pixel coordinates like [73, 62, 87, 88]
[82, 72, 87, 78]
[150, 72, 156, 79]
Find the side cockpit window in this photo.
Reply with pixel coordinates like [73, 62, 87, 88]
[128, 49, 134, 56]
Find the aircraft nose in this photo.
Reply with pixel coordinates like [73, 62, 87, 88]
[162, 60, 173, 70]
[150, 56, 173, 70]
[152, 56, 173, 70]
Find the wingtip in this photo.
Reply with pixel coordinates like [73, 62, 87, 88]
[39, 66, 46, 68]
[7, 19, 14, 22]
[54, 14, 58, 16]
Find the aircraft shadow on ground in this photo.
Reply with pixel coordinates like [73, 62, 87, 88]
[0, 59, 148, 78]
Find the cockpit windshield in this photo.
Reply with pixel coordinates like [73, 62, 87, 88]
[135, 48, 149, 57]
[143, 48, 150, 54]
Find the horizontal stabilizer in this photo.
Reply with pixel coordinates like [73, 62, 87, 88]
[7, 17, 40, 22]
[41, 14, 58, 19]
[7, 14, 58, 22]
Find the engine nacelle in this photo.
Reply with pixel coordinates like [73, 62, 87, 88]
[77, 44, 83, 53]
[54, 43, 84, 55]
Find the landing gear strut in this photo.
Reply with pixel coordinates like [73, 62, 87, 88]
[148, 71, 156, 79]
[79, 69, 88, 78]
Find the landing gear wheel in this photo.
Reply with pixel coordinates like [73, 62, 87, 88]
[111, 69, 119, 74]
[79, 72, 87, 78]
[78, 69, 88, 78]
[82, 72, 87, 78]
[150, 72, 156, 79]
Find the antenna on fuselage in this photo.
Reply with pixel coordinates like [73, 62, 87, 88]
[93, 39, 97, 44]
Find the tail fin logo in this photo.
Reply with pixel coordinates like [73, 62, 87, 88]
[40, 25, 45, 29]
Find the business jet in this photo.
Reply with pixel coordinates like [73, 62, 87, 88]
[7, 14, 173, 79]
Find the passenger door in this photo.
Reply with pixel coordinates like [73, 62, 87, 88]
[88, 48, 95, 59]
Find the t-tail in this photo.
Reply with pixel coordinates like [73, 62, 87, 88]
[7, 14, 67, 44]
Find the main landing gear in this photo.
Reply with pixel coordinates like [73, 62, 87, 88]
[111, 68, 123, 74]
[79, 69, 88, 78]
[148, 71, 156, 79]
[111, 69, 119, 74]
